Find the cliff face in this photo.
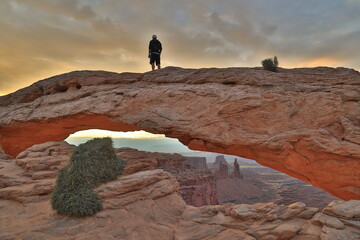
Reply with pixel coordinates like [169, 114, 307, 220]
[212, 156, 244, 179]
[114, 147, 218, 206]
[212, 155, 229, 169]
[165, 168, 218, 206]
[211, 158, 274, 204]
[0, 67, 360, 200]
[184, 157, 208, 170]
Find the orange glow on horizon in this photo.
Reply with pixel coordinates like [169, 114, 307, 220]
[283, 57, 341, 69]
[66, 130, 166, 139]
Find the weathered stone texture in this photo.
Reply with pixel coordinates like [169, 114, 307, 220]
[0, 66, 360, 200]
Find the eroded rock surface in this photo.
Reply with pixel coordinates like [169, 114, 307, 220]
[184, 157, 208, 170]
[211, 157, 275, 204]
[165, 168, 218, 206]
[1, 142, 360, 239]
[0, 141, 218, 207]
[1, 167, 359, 240]
[0, 67, 360, 199]
[115, 147, 218, 206]
[1, 169, 187, 240]
[233, 159, 244, 179]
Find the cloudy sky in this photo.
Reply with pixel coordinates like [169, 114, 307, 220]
[1, 0, 360, 95]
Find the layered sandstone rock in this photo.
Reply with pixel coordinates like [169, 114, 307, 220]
[0, 141, 218, 207]
[184, 157, 208, 170]
[211, 155, 229, 171]
[213, 157, 244, 179]
[95, 169, 182, 209]
[1, 145, 360, 239]
[0, 169, 188, 240]
[114, 147, 218, 206]
[214, 160, 229, 179]
[212, 157, 275, 204]
[2, 167, 359, 240]
[0, 142, 76, 203]
[0, 67, 360, 200]
[165, 168, 218, 206]
[177, 201, 360, 240]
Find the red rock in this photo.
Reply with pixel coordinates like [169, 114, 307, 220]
[232, 158, 243, 179]
[166, 168, 218, 206]
[216, 178, 274, 204]
[323, 200, 360, 219]
[95, 169, 181, 209]
[214, 161, 229, 179]
[116, 148, 218, 206]
[1, 161, 360, 239]
[211, 155, 229, 169]
[1, 141, 218, 207]
[0, 67, 360, 200]
[184, 157, 208, 170]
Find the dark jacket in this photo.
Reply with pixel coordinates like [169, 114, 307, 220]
[149, 39, 162, 53]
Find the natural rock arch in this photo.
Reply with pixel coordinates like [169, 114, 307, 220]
[0, 67, 360, 200]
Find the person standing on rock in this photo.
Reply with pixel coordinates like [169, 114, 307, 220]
[148, 35, 162, 71]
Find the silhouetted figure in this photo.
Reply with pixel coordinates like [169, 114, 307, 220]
[148, 35, 162, 71]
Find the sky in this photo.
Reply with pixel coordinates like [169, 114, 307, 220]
[1, 0, 360, 95]
[68, 130, 165, 139]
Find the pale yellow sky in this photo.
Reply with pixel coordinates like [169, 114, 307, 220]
[67, 130, 166, 139]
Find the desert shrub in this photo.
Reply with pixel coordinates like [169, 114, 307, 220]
[261, 56, 279, 72]
[68, 137, 126, 187]
[51, 137, 125, 217]
[51, 185, 101, 217]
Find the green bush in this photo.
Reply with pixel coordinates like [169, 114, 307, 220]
[261, 56, 279, 72]
[51, 186, 101, 217]
[51, 137, 125, 217]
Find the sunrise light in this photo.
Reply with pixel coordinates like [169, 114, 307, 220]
[67, 130, 166, 139]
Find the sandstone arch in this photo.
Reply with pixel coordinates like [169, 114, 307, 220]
[1, 67, 360, 200]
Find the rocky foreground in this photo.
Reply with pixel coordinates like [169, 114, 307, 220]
[1, 142, 360, 239]
[0, 141, 217, 207]
[0, 67, 359, 200]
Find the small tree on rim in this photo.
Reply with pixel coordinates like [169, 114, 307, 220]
[262, 56, 279, 72]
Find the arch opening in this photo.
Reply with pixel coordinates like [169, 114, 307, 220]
[0, 113, 353, 201]
[63, 129, 338, 208]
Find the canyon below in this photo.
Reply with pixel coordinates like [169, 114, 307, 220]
[1, 141, 360, 240]
[1, 66, 360, 239]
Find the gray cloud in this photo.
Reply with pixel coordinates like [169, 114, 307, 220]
[12, 0, 96, 20]
[0, 0, 359, 94]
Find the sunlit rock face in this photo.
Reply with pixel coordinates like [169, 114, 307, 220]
[0, 67, 359, 200]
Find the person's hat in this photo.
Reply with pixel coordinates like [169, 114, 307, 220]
[152, 34, 157, 39]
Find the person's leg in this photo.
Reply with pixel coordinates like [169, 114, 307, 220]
[156, 55, 161, 69]
[150, 53, 155, 71]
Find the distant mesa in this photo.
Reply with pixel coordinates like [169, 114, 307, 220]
[212, 156, 244, 180]
[233, 159, 243, 179]
[215, 159, 229, 179]
[185, 157, 208, 170]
